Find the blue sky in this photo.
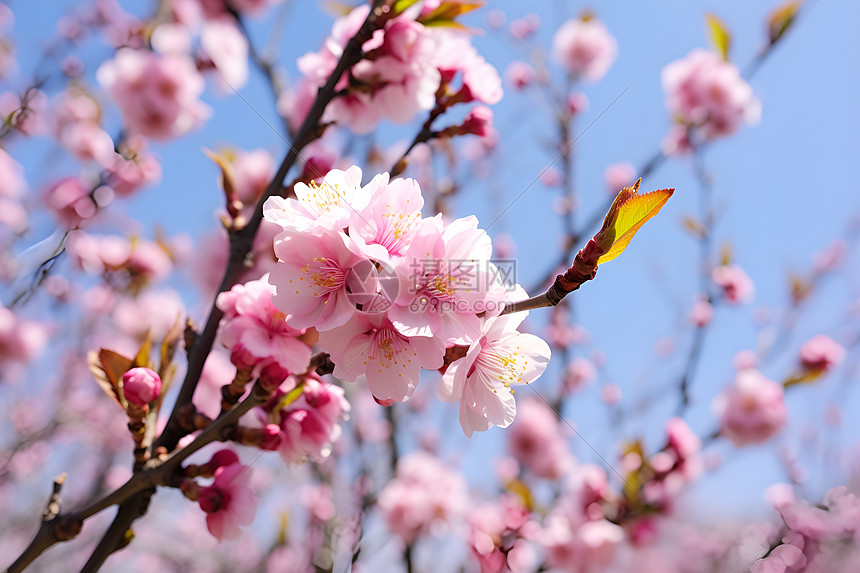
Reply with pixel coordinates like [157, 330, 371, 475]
[4, 0, 860, 525]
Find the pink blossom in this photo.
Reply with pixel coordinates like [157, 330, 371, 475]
[197, 456, 257, 540]
[150, 22, 191, 55]
[299, 5, 440, 134]
[542, 512, 625, 572]
[277, 376, 350, 464]
[192, 220, 278, 299]
[469, 495, 534, 573]
[439, 312, 551, 437]
[200, 19, 249, 90]
[0, 198, 26, 234]
[0, 303, 47, 370]
[347, 173, 424, 261]
[0, 149, 25, 200]
[268, 226, 368, 331]
[604, 161, 636, 193]
[601, 383, 622, 405]
[67, 232, 172, 287]
[97, 48, 209, 139]
[264, 165, 369, 233]
[104, 135, 162, 196]
[567, 91, 589, 116]
[122, 367, 162, 406]
[505, 61, 535, 90]
[552, 16, 617, 81]
[507, 400, 573, 479]
[798, 335, 844, 373]
[662, 48, 761, 143]
[564, 358, 596, 393]
[509, 14, 540, 39]
[712, 264, 755, 304]
[276, 78, 316, 133]
[44, 177, 96, 228]
[112, 288, 185, 340]
[433, 29, 503, 105]
[733, 349, 758, 370]
[229, 148, 275, 205]
[688, 297, 714, 327]
[377, 451, 467, 543]
[216, 275, 312, 374]
[389, 215, 495, 344]
[715, 369, 787, 446]
[540, 167, 561, 188]
[461, 105, 494, 137]
[318, 313, 444, 403]
[0, 89, 49, 135]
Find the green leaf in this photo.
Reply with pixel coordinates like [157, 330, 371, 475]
[768, 1, 802, 45]
[417, 1, 484, 26]
[392, 0, 421, 17]
[705, 13, 731, 61]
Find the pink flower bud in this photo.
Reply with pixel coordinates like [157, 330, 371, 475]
[462, 106, 494, 138]
[259, 362, 291, 391]
[122, 367, 162, 406]
[799, 335, 845, 373]
[207, 449, 240, 472]
[566, 91, 589, 116]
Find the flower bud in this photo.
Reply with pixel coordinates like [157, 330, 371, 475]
[122, 367, 162, 406]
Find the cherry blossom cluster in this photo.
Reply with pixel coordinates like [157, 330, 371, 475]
[377, 451, 468, 543]
[186, 449, 258, 541]
[662, 48, 761, 152]
[261, 166, 550, 437]
[759, 483, 860, 572]
[287, 3, 502, 135]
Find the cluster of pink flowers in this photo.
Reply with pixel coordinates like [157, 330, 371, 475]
[758, 484, 860, 572]
[288, 4, 501, 134]
[216, 275, 312, 376]
[68, 231, 174, 290]
[714, 368, 787, 446]
[0, 301, 48, 377]
[662, 48, 761, 151]
[507, 399, 574, 479]
[377, 451, 468, 543]
[263, 375, 350, 465]
[195, 449, 258, 541]
[263, 166, 550, 436]
[551, 14, 617, 82]
[798, 334, 844, 375]
[712, 263, 755, 304]
[97, 47, 209, 139]
[469, 494, 537, 573]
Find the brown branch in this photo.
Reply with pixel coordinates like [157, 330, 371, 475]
[5, 382, 269, 573]
[502, 236, 603, 315]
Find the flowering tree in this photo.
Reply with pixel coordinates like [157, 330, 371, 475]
[1, 1, 859, 572]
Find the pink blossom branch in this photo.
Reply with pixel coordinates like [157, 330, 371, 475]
[74, 5, 393, 569]
[526, 14, 803, 296]
[5, 381, 269, 573]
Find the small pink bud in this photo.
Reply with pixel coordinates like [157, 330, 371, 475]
[261, 424, 282, 450]
[230, 343, 257, 368]
[207, 449, 240, 471]
[566, 91, 589, 116]
[198, 487, 223, 513]
[122, 367, 162, 406]
[461, 105, 493, 138]
[259, 362, 290, 391]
